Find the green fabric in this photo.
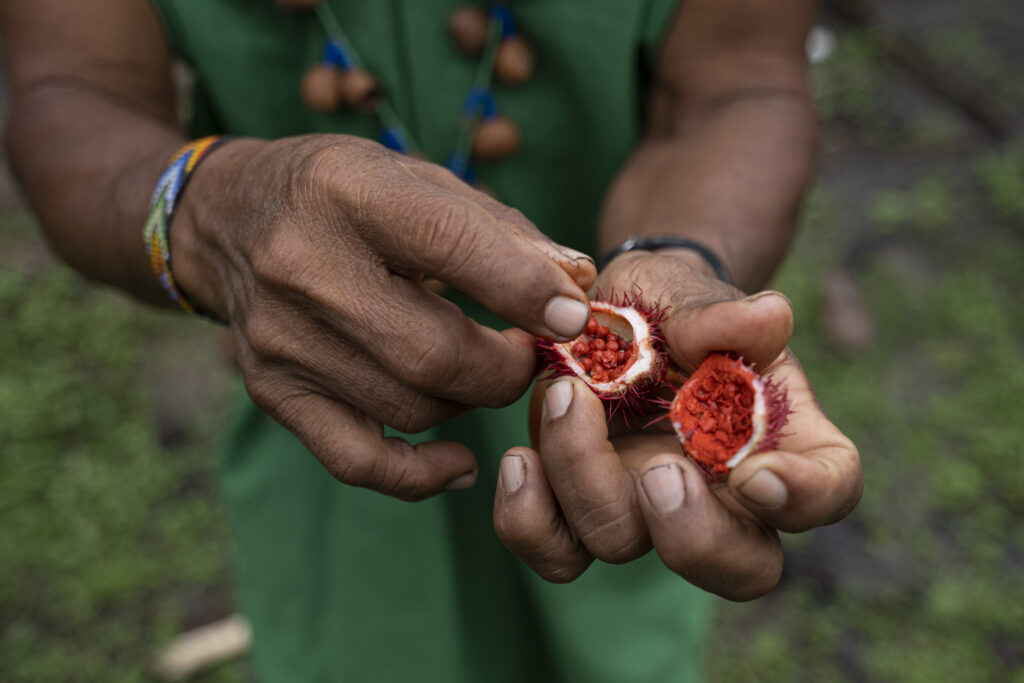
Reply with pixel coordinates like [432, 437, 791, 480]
[150, 1, 712, 681]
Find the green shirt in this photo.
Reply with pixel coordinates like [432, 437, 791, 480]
[150, 2, 713, 681]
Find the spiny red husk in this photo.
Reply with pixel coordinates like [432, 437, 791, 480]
[537, 290, 667, 420]
[668, 353, 790, 481]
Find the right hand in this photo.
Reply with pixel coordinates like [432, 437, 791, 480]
[172, 135, 596, 500]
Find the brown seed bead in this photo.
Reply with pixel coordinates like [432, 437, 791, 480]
[339, 69, 381, 112]
[276, 0, 321, 9]
[495, 35, 535, 86]
[301, 64, 341, 112]
[447, 6, 489, 55]
[471, 116, 521, 160]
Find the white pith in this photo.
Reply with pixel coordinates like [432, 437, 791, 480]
[552, 302, 657, 395]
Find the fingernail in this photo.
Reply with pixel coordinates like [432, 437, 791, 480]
[743, 290, 791, 307]
[544, 296, 590, 339]
[641, 464, 685, 513]
[737, 468, 787, 509]
[446, 471, 477, 491]
[543, 380, 573, 421]
[499, 454, 525, 493]
[559, 247, 594, 264]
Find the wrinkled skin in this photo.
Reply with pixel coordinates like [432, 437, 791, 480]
[173, 135, 597, 501]
[493, 252, 862, 600]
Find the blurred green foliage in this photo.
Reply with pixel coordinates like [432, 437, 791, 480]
[707, 19, 1024, 681]
[0, 213, 244, 682]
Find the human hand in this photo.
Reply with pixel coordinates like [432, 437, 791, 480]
[493, 251, 861, 599]
[172, 135, 595, 500]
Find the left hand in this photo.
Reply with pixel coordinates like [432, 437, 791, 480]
[492, 251, 862, 599]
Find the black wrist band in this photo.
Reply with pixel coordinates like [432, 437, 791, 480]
[598, 235, 733, 285]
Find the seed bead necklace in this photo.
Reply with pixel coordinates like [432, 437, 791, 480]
[302, 2, 532, 186]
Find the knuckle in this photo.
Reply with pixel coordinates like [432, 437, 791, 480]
[243, 374, 307, 436]
[328, 442, 384, 490]
[417, 199, 479, 275]
[493, 507, 552, 553]
[332, 438, 434, 502]
[398, 330, 458, 391]
[659, 529, 718, 576]
[386, 391, 446, 434]
[242, 311, 294, 362]
[249, 228, 319, 295]
[242, 373, 281, 412]
[576, 508, 649, 564]
[536, 561, 588, 584]
[569, 491, 648, 564]
[292, 140, 350, 193]
[731, 561, 783, 602]
[494, 514, 580, 578]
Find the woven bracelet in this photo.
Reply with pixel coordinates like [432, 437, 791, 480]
[143, 135, 231, 323]
[598, 235, 733, 286]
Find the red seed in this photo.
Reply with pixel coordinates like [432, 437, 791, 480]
[580, 357, 592, 371]
[607, 340, 619, 352]
[585, 317, 598, 335]
[592, 338, 606, 351]
[596, 325, 610, 338]
[572, 341, 589, 356]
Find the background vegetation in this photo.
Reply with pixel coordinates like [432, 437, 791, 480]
[2, 1, 1022, 680]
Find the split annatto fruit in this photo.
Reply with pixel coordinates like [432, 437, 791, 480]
[668, 353, 791, 479]
[538, 292, 666, 418]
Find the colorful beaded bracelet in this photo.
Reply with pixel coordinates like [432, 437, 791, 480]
[143, 135, 230, 322]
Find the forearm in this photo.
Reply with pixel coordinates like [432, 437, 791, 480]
[599, 92, 818, 293]
[1, 0, 191, 306]
[6, 80, 186, 305]
[599, 0, 818, 293]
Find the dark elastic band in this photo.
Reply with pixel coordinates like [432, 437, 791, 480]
[598, 235, 732, 285]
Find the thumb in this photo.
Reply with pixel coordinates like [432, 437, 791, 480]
[663, 291, 793, 371]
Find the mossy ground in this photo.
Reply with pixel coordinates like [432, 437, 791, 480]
[2, 2, 1023, 681]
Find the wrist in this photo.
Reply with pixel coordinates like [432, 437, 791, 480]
[170, 137, 270, 321]
[599, 234, 732, 285]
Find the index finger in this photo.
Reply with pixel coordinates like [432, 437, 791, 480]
[363, 169, 597, 341]
[535, 378, 651, 564]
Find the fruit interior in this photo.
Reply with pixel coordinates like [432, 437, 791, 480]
[671, 357, 758, 472]
[566, 311, 637, 384]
